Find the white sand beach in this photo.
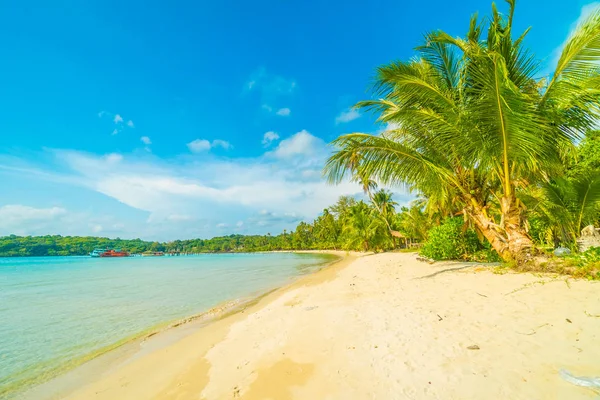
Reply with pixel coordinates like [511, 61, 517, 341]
[59, 252, 600, 399]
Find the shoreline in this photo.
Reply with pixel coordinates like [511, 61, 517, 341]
[20, 251, 600, 399]
[0, 250, 358, 258]
[19, 250, 352, 400]
[54, 252, 600, 399]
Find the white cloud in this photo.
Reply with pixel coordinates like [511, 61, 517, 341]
[244, 68, 296, 102]
[104, 153, 123, 164]
[377, 122, 401, 136]
[271, 130, 326, 159]
[167, 214, 193, 222]
[0, 205, 68, 235]
[212, 139, 232, 150]
[0, 202, 135, 237]
[0, 205, 66, 222]
[276, 108, 291, 116]
[216, 223, 228, 228]
[301, 169, 321, 179]
[52, 146, 364, 221]
[262, 131, 280, 146]
[236, 221, 244, 227]
[140, 136, 152, 145]
[91, 224, 103, 233]
[335, 108, 360, 124]
[187, 139, 212, 153]
[248, 209, 302, 228]
[187, 139, 231, 152]
[97, 111, 135, 135]
[261, 105, 291, 117]
[2, 135, 414, 239]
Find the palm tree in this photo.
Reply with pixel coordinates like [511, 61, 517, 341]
[353, 170, 378, 196]
[314, 209, 341, 249]
[527, 174, 600, 247]
[397, 203, 432, 242]
[325, 1, 600, 261]
[344, 201, 387, 251]
[328, 195, 356, 220]
[372, 189, 398, 218]
[353, 169, 405, 240]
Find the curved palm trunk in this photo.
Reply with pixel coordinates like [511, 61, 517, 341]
[499, 196, 535, 258]
[466, 196, 534, 262]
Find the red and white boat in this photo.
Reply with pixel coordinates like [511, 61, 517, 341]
[96, 249, 130, 257]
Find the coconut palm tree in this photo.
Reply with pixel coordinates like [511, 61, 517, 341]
[344, 201, 387, 251]
[372, 189, 398, 216]
[328, 195, 356, 221]
[370, 189, 404, 246]
[313, 209, 341, 249]
[324, 1, 600, 261]
[527, 174, 600, 247]
[397, 204, 431, 242]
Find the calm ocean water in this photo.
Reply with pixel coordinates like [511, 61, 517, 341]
[0, 253, 336, 398]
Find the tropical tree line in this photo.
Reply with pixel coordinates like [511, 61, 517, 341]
[0, 192, 429, 257]
[324, 0, 600, 262]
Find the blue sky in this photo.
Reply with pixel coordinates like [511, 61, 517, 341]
[0, 0, 597, 240]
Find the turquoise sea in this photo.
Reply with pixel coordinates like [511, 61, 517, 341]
[0, 253, 336, 398]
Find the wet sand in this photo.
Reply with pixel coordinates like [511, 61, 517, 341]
[36, 252, 600, 399]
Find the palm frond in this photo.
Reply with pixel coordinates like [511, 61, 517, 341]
[543, 6, 600, 105]
[466, 51, 560, 184]
[573, 174, 600, 231]
[417, 32, 461, 90]
[324, 133, 460, 192]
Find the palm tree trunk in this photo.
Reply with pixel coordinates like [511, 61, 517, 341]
[466, 196, 534, 262]
[500, 196, 535, 258]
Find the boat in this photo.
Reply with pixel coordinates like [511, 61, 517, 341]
[141, 251, 165, 257]
[98, 249, 130, 257]
[90, 248, 107, 257]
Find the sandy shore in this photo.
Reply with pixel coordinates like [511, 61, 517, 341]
[45, 252, 600, 399]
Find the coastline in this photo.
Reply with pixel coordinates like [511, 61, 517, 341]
[24, 251, 600, 399]
[19, 250, 350, 400]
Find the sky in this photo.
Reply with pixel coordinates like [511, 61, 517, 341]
[0, 0, 597, 241]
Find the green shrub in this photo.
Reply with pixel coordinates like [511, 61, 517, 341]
[512, 247, 600, 280]
[528, 217, 553, 246]
[420, 217, 501, 262]
[470, 246, 503, 263]
[580, 246, 600, 264]
[563, 247, 600, 278]
[420, 218, 479, 260]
